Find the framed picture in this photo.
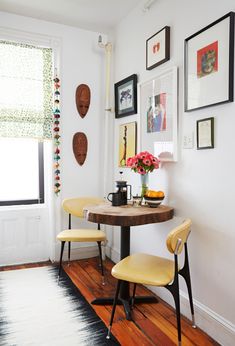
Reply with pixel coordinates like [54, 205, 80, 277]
[114, 74, 137, 118]
[146, 26, 170, 70]
[196, 117, 214, 149]
[119, 121, 137, 167]
[184, 12, 235, 112]
[140, 66, 178, 162]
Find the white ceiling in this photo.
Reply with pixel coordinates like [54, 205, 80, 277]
[0, 0, 143, 32]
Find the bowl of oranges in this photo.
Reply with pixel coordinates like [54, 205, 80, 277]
[144, 190, 165, 208]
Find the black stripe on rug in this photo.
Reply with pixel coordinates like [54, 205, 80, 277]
[0, 266, 119, 346]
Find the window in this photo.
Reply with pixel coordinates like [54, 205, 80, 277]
[0, 138, 44, 206]
[0, 40, 53, 206]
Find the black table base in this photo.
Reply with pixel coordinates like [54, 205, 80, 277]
[91, 295, 158, 320]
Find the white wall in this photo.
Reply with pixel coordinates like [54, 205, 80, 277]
[111, 0, 235, 344]
[0, 11, 108, 259]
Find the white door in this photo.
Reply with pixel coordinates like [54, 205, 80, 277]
[0, 206, 50, 266]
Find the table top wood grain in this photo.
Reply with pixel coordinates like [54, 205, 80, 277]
[84, 202, 174, 227]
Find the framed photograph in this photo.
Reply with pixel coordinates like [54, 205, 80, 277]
[119, 121, 137, 167]
[140, 66, 178, 162]
[184, 12, 235, 112]
[114, 74, 137, 118]
[146, 26, 170, 70]
[196, 117, 214, 149]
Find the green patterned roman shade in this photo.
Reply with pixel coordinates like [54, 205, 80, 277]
[0, 41, 53, 139]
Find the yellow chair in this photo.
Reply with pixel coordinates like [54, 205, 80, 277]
[57, 197, 106, 284]
[106, 219, 196, 346]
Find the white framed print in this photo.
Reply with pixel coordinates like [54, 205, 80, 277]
[140, 66, 178, 162]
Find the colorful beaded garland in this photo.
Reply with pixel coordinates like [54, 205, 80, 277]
[53, 75, 61, 195]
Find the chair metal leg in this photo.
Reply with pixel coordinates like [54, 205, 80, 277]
[97, 241, 105, 285]
[179, 244, 196, 328]
[58, 241, 65, 281]
[166, 254, 182, 346]
[106, 280, 121, 339]
[167, 278, 182, 346]
[131, 283, 137, 309]
[68, 241, 71, 265]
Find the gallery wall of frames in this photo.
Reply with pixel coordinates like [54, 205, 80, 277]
[115, 11, 235, 167]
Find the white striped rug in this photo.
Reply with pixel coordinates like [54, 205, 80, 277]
[0, 266, 119, 346]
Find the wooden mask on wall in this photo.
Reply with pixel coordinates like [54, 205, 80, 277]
[73, 132, 88, 166]
[75, 84, 91, 118]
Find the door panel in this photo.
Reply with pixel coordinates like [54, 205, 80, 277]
[0, 207, 49, 266]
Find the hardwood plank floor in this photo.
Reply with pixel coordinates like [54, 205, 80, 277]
[0, 258, 219, 346]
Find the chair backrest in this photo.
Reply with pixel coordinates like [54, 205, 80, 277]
[62, 197, 103, 218]
[166, 219, 192, 254]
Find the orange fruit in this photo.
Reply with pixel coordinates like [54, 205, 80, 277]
[157, 191, 164, 197]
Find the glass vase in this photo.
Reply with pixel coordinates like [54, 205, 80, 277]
[140, 173, 149, 201]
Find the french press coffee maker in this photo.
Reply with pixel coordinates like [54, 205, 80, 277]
[115, 172, 132, 205]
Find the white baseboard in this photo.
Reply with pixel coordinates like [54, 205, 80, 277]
[150, 287, 235, 346]
[109, 251, 235, 346]
[54, 243, 99, 262]
[109, 247, 120, 263]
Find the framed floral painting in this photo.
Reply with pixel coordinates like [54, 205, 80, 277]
[184, 12, 235, 111]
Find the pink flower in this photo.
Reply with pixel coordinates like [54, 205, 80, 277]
[126, 157, 133, 167]
[137, 151, 147, 160]
[137, 166, 146, 174]
[143, 158, 152, 166]
[152, 156, 159, 164]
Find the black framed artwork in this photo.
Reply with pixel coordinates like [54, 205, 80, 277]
[184, 12, 235, 112]
[146, 26, 170, 70]
[196, 117, 214, 149]
[114, 74, 137, 118]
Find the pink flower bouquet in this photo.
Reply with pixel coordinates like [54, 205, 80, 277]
[126, 151, 160, 174]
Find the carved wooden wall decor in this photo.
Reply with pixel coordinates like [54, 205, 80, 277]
[73, 132, 88, 166]
[75, 84, 91, 118]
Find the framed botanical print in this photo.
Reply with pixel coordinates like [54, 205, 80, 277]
[140, 66, 178, 162]
[146, 26, 170, 70]
[114, 74, 137, 118]
[118, 121, 137, 167]
[184, 12, 235, 112]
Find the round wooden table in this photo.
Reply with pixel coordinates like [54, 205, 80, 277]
[84, 202, 174, 320]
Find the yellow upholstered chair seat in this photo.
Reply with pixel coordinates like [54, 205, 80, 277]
[57, 229, 106, 242]
[112, 253, 175, 286]
[57, 197, 106, 284]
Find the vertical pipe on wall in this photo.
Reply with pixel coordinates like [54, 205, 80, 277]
[103, 42, 112, 198]
[98, 36, 113, 258]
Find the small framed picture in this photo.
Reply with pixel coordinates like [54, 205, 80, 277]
[114, 74, 137, 118]
[146, 26, 170, 70]
[196, 117, 214, 149]
[118, 121, 137, 167]
[184, 12, 235, 111]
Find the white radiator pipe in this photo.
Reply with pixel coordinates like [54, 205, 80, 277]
[98, 35, 113, 258]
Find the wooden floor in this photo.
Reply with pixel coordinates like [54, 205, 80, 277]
[0, 258, 219, 346]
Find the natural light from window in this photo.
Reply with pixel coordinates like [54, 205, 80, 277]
[0, 138, 39, 201]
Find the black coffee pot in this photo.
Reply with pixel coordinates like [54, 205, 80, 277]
[115, 179, 132, 205]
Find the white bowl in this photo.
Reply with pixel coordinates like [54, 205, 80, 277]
[144, 197, 164, 208]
